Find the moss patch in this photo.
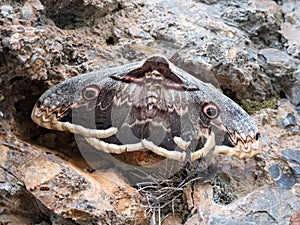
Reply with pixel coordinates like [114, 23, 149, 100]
[237, 98, 278, 115]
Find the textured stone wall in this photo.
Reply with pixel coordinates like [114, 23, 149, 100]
[0, 0, 299, 224]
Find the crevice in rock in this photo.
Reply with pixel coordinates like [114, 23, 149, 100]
[39, 0, 124, 29]
[0, 77, 75, 154]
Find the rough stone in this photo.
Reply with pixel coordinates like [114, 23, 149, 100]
[269, 164, 281, 179]
[282, 149, 300, 178]
[281, 23, 300, 58]
[281, 113, 297, 128]
[286, 78, 300, 107]
[185, 185, 299, 225]
[282, 149, 300, 165]
[290, 166, 300, 179]
[275, 173, 297, 190]
[1, 0, 300, 104]
[0, 5, 14, 17]
[0, 138, 146, 224]
[268, 163, 297, 190]
[1, 0, 300, 224]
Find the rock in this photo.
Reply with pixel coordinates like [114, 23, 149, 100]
[281, 113, 297, 128]
[41, 0, 124, 29]
[281, 1, 300, 26]
[291, 166, 300, 179]
[22, 2, 35, 19]
[282, 149, 300, 165]
[275, 173, 297, 190]
[286, 78, 300, 107]
[290, 211, 300, 225]
[279, 1, 300, 106]
[296, 105, 300, 116]
[0, 5, 13, 17]
[259, 48, 295, 65]
[21, 0, 44, 20]
[243, 187, 299, 224]
[1, 0, 300, 224]
[281, 23, 300, 45]
[279, 0, 300, 59]
[1, 0, 300, 103]
[268, 164, 297, 190]
[269, 164, 281, 179]
[185, 185, 299, 225]
[258, 47, 299, 105]
[281, 22, 300, 58]
[29, 0, 44, 12]
[282, 149, 300, 178]
[0, 138, 147, 224]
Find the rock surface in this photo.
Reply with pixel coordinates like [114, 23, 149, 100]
[0, 0, 300, 224]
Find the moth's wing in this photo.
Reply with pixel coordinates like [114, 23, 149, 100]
[31, 60, 145, 132]
[169, 61, 259, 145]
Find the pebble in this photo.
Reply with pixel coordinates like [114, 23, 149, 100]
[268, 163, 297, 190]
[268, 164, 280, 179]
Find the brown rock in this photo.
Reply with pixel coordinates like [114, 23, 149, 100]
[0, 135, 147, 224]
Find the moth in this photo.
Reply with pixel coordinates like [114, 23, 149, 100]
[32, 55, 261, 162]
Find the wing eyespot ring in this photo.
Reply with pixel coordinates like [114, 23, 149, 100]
[202, 102, 219, 119]
[83, 85, 100, 101]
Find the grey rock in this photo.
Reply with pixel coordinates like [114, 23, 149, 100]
[22, 2, 35, 19]
[281, 23, 300, 45]
[275, 173, 296, 190]
[41, 0, 123, 29]
[290, 166, 300, 178]
[296, 105, 300, 116]
[30, 0, 44, 11]
[139, 0, 299, 103]
[282, 149, 300, 164]
[269, 164, 281, 179]
[258, 48, 299, 105]
[281, 23, 300, 58]
[0, 5, 13, 17]
[280, 113, 297, 128]
[268, 163, 297, 189]
[282, 149, 300, 178]
[258, 48, 295, 65]
[174, 55, 221, 90]
[279, 1, 300, 105]
[292, 125, 300, 135]
[286, 77, 300, 106]
[279, 0, 300, 58]
[1, 0, 300, 224]
[281, 1, 300, 26]
[203, 187, 299, 225]
[3, 0, 300, 104]
[246, 188, 298, 224]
